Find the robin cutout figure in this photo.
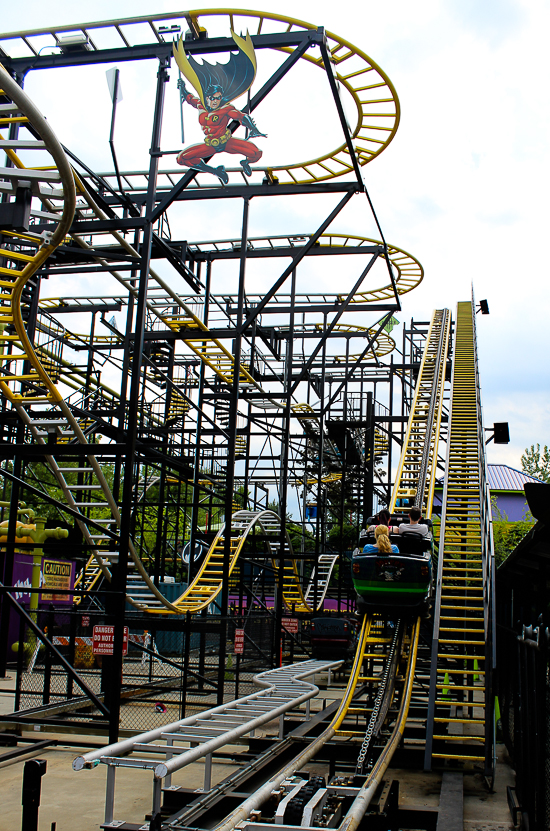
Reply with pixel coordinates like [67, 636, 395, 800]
[173, 31, 267, 185]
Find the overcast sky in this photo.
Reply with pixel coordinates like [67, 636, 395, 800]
[1, 0, 548, 473]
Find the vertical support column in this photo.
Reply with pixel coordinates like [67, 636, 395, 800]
[165, 736, 174, 789]
[104, 765, 116, 825]
[387, 353, 394, 507]
[0, 422, 24, 677]
[14, 612, 25, 712]
[338, 337, 350, 613]
[110, 55, 170, 745]
[66, 610, 77, 700]
[217, 199, 250, 704]
[313, 314, 328, 613]
[180, 611, 191, 719]
[204, 753, 212, 791]
[189, 259, 211, 583]
[362, 392, 374, 525]
[276, 268, 297, 664]
[152, 776, 163, 816]
[42, 607, 54, 705]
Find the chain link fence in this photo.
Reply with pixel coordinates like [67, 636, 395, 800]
[7, 605, 313, 733]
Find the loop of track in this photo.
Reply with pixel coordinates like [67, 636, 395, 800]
[0, 9, 400, 186]
[181, 9, 400, 184]
[186, 232, 423, 302]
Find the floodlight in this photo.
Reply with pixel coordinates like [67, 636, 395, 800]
[58, 34, 92, 53]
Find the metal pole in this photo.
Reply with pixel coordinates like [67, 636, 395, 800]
[275, 268, 296, 664]
[110, 55, 170, 745]
[21, 759, 47, 831]
[217, 198, 250, 703]
[189, 259, 211, 583]
[104, 765, 116, 826]
[313, 315, 328, 612]
[0, 421, 24, 677]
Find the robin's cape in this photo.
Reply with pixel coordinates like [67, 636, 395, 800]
[173, 30, 257, 108]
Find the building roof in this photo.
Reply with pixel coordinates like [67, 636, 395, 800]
[488, 464, 543, 492]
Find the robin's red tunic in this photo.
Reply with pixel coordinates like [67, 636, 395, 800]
[177, 94, 262, 166]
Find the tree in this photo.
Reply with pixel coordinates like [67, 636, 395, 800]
[492, 498, 534, 565]
[521, 444, 550, 483]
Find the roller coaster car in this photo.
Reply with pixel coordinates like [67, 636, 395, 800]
[310, 616, 357, 662]
[352, 531, 433, 618]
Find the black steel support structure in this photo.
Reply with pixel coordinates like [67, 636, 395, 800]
[0, 14, 421, 734]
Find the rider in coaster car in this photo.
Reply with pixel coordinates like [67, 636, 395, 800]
[366, 509, 399, 535]
[363, 525, 399, 556]
[398, 507, 430, 537]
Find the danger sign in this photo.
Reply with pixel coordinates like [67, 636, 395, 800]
[92, 625, 129, 656]
[234, 628, 245, 655]
[282, 618, 299, 634]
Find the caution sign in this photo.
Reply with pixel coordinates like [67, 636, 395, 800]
[40, 558, 75, 604]
[234, 628, 245, 654]
[92, 625, 129, 656]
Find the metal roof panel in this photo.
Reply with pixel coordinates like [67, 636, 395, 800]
[488, 464, 543, 491]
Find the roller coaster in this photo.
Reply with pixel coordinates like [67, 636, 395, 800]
[70, 298, 494, 827]
[0, 9, 495, 828]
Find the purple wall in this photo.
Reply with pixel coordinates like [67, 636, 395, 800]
[433, 490, 531, 522]
[493, 493, 532, 522]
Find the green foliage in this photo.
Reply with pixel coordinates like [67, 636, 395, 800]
[521, 444, 550, 483]
[328, 521, 358, 551]
[287, 522, 316, 553]
[492, 497, 535, 565]
[1, 460, 110, 524]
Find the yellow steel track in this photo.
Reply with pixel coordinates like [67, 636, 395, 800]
[424, 300, 494, 774]
[209, 614, 420, 831]
[148, 509, 332, 615]
[216, 614, 421, 831]
[0, 10, 400, 186]
[390, 308, 450, 515]
[324, 308, 448, 810]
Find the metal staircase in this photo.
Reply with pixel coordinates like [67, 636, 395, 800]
[424, 300, 495, 779]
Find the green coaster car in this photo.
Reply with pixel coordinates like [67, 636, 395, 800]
[352, 530, 433, 618]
